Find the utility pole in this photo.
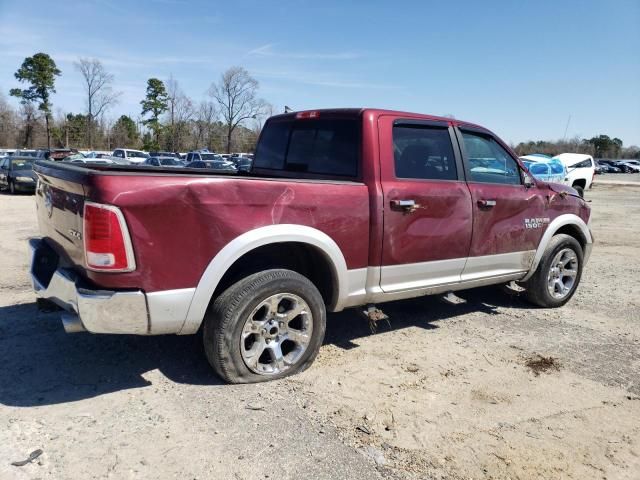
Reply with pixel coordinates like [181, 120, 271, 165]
[563, 115, 572, 141]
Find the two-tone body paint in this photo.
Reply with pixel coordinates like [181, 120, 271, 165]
[33, 108, 591, 311]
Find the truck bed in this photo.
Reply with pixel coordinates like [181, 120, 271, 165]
[33, 160, 370, 293]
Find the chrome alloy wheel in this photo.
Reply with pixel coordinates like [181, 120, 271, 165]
[240, 293, 313, 375]
[547, 248, 579, 299]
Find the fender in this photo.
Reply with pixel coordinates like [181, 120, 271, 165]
[520, 213, 593, 282]
[178, 224, 349, 334]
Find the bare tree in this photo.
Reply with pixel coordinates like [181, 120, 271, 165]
[208, 66, 266, 153]
[74, 57, 120, 148]
[165, 76, 194, 151]
[17, 102, 38, 148]
[0, 93, 19, 147]
[192, 100, 218, 150]
[252, 102, 276, 135]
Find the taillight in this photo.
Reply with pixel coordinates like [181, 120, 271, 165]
[295, 110, 320, 119]
[83, 202, 136, 272]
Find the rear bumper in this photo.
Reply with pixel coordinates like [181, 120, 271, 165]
[29, 238, 149, 334]
[29, 238, 197, 337]
[13, 179, 37, 191]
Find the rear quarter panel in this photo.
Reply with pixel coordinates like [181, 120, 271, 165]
[84, 174, 370, 292]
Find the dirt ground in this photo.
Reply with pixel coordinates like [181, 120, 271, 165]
[1, 183, 639, 480]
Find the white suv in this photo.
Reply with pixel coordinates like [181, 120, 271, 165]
[552, 153, 596, 197]
[111, 148, 149, 164]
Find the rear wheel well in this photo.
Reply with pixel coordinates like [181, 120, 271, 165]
[212, 242, 337, 308]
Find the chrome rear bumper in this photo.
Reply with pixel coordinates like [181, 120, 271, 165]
[29, 238, 149, 334]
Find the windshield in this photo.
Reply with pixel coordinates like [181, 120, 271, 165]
[11, 158, 35, 169]
[200, 153, 223, 161]
[128, 151, 149, 158]
[160, 158, 181, 166]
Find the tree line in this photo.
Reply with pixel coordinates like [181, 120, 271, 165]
[1, 52, 275, 153]
[513, 134, 639, 160]
[2, 52, 638, 159]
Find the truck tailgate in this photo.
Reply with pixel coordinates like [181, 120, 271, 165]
[34, 162, 88, 271]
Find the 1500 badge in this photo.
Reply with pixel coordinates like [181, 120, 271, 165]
[525, 218, 550, 229]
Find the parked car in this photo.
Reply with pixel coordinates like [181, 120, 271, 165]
[232, 152, 254, 159]
[12, 149, 40, 158]
[29, 108, 593, 383]
[552, 153, 596, 197]
[0, 156, 37, 194]
[149, 151, 182, 159]
[185, 151, 237, 170]
[616, 160, 640, 173]
[85, 151, 113, 159]
[234, 156, 253, 173]
[185, 160, 237, 172]
[186, 151, 221, 161]
[597, 160, 622, 173]
[520, 154, 567, 184]
[142, 156, 184, 167]
[64, 156, 115, 166]
[47, 148, 79, 161]
[111, 148, 149, 164]
[61, 153, 87, 162]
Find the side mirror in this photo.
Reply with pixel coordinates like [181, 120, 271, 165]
[523, 172, 534, 188]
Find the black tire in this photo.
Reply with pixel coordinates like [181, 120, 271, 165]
[573, 185, 584, 198]
[523, 234, 583, 308]
[203, 269, 326, 383]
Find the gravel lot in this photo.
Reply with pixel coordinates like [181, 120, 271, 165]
[1, 183, 639, 479]
[595, 173, 640, 185]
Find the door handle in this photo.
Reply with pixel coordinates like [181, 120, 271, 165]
[390, 199, 422, 213]
[477, 199, 497, 208]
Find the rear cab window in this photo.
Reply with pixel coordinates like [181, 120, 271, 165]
[253, 112, 360, 180]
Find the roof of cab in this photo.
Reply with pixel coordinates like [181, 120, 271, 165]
[269, 108, 490, 133]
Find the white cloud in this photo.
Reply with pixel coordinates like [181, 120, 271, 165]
[247, 43, 361, 61]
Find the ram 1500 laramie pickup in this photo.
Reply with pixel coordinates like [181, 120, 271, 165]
[29, 108, 593, 383]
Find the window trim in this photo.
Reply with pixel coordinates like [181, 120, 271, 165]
[391, 121, 465, 183]
[455, 127, 524, 187]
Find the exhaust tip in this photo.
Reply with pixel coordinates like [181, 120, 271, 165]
[61, 312, 86, 333]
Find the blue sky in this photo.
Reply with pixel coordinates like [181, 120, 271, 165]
[1, 0, 639, 145]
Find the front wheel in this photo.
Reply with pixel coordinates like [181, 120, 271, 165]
[203, 269, 326, 383]
[522, 234, 584, 308]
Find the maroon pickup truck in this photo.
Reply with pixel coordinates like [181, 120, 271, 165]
[29, 108, 593, 383]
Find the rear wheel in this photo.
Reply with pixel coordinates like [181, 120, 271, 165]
[523, 234, 583, 308]
[203, 269, 326, 383]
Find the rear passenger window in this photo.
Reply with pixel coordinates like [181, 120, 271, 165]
[393, 126, 457, 180]
[254, 118, 359, 177]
